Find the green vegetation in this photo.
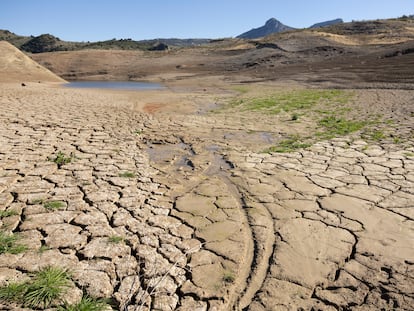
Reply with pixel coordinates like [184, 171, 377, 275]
[23, 267, 71, 308]
[1, 30, 210, 53]
[392, 137, 403, 144]
[366, 130, 386, 141]
[229, 89, 351, 114]
[263, 135, 311, 153]
[291, 113, 299, 121]
[225, 88, 405, 153]
[43, 200, 66, 210]
[317, 116, 367, 139]
[21, 34, 65, 53]
[108, 235, 124, 244]
[49, 151, 72, 167]
[57, 296, 110, 311]
[222, 271, 236, 284]
[38, 245, 51, 254]
[0, 282, 26, 301]
[119, 171, 135, 178]
[0, 266, 71, 308]
[0, 267, 111, 310]
[0, 231, 27, 254]
[0, 210, 18, 218]
[227, 89, 394, 153]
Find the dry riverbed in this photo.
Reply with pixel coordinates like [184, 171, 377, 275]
[0, 81, 413, 310]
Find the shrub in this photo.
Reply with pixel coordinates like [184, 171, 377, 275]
[49, 151, 72, 168]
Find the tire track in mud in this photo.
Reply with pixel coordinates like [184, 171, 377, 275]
[143, 131, 258, 310]
[143, 127, 291, 310]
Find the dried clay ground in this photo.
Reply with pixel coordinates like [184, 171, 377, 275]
[0, 19, 414, 311]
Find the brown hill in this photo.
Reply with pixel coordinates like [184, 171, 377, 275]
[0, 41, 66, 83]
[28, 18, 414, 88]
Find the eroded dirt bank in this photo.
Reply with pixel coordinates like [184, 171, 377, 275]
[0, 81, 413, 310]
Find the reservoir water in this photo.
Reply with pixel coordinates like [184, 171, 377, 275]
[66, 81, 163, 90]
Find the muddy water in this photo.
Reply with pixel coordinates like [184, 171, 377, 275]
[66, 81, 163, 90]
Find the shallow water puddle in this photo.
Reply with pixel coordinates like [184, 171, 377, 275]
[146, 142, 195, 169]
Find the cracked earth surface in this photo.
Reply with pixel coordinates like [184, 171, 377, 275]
[0, 83, 413, 310]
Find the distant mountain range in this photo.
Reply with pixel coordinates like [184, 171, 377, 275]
[237, 18, 344, 39]
[5, 16, 414, 54]
[0, 29, 211, 53]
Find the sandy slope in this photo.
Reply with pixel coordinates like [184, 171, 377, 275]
[0, 41, 65, 83]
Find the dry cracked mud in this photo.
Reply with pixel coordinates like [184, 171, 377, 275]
[0, 82, 413, 311]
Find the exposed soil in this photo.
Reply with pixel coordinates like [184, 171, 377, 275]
[0, 19, 413, 310]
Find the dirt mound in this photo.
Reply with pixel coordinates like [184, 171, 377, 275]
[0, 41, 65, 83]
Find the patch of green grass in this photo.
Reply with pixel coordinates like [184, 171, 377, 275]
[43, 201, 65, 210]
[134, 129, 143, 135]
[57, 295, 111, 311]
[0, 266, 71, 308]
[23, 267, 71, 308]
[108, 235, 124, 244]
[0, 231, 27, 254]
[38, 245, 51, 253]
[223, 271, 235, 284]
[317, 116, 367, 139]
[0, 210, 19, 218]
[369, 130, 386, 141]
[393, 137, 403, 144]
[49, 151, 72, 167]
[0, 282, 26, 302]
[118, 171, 135, 178]
[230, 89, 352, 115]
[263, 135, 311, 153]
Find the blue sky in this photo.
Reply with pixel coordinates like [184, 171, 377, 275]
[1, 0, 413, 41]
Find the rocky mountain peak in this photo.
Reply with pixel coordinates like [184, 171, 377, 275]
[237, 18, 294, 39]
[265, 18, 280, 26]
